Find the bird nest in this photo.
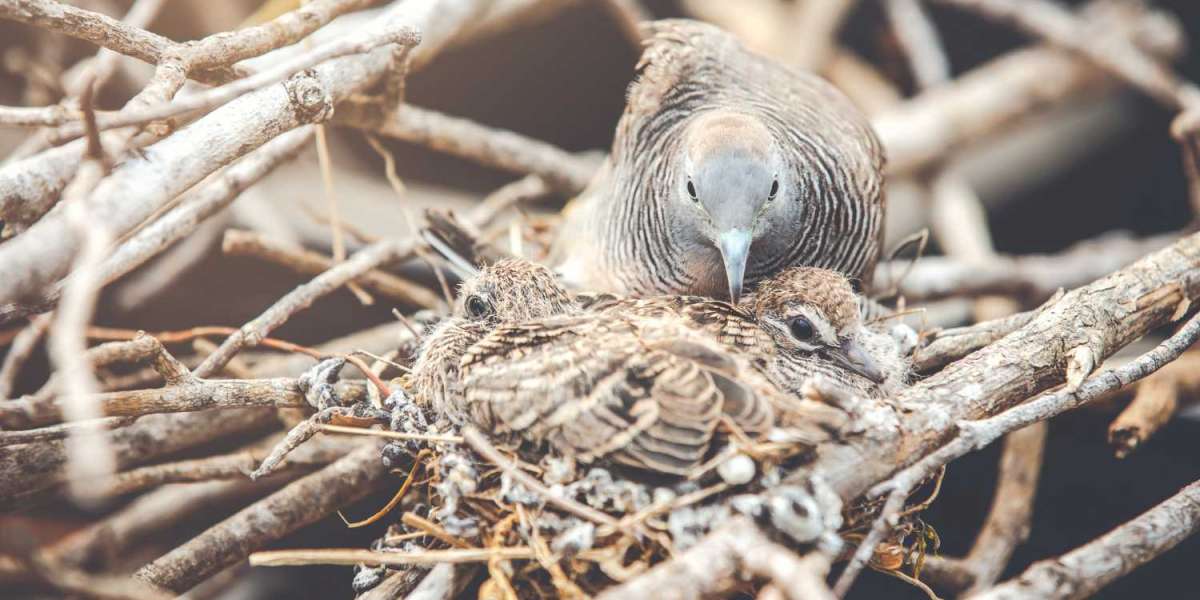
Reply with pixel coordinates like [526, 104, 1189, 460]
[273, 354, 943, 599]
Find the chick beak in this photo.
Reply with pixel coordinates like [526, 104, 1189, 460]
[829, 338, 887, 384]
[717, 229, 751, 303]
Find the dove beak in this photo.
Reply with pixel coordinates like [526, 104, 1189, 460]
[717, 229, 751, 304]
[829, 338, 887, 384]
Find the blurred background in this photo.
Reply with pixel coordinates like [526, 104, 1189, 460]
[2, 0, 1198, 598]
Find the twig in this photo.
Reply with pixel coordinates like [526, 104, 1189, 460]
[971, 480, 1200, 599]
[869, 310, 1200, 538]
[221, 229, 444, 309]
[0, 409, 278, 506]
[319, 423, 464, 444]
[911, 293, 1061, 374]
[462, 426, 620, 529]
[72, 435, 357, 499]
[873, 1, 1183, 176]
[0, 124, 313, 324]
[0, 416, 136, 448]
[884, 0, 951, 89]
[193, 238, 411, 377]
[932, 0, 1200, 112]
[311, 123, 371, 306]
[795, 231, 1200, 525]
[135, 442, 387, 593]
[249, 546, 608, 567]
[49, 82, 117, 506]
[0, 0, 175, 67]
[595, 517, 835, 600]
[42, 480, 290, 568]
[0, 2, 427, 307]
[963, 422, 1048, 593]
[336, 102, 595, 194]
[1108, 351, 1200, 458]
[0, 314, 51, 399]
[875, 231, 1178, 303]
[0, 376, 307, 429]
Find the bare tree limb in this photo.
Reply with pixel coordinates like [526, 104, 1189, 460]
[134, 441, 387, 593]
[963, 421, 1047, 593]
[336, 102, 596, 195]
[1108, 351, 1200, 458]
[874, 1, 1183, 176]
[932, 0, 1200, 112]
[876, 231, 1177, 303]
[970, 480, 1200, 599]
[0, 0, 175, 66]
[221, 228, 445, 310]
[0, 409, 278, 505]
[799, 231, 1200, 513]
[595, 517, 835, 600]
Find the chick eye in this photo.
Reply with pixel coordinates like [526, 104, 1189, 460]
[788, 316, 814, 341]
[465, 295, 493, 319]
[686, 179, 699, 202]
[768, 178, 779, 201]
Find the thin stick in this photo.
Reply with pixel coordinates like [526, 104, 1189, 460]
[462, 426, 620, 528]
[972, 480, 1200, 599]
[249, 546, 607, 567]
[340, 449, 427, 528]
[319, 423, 464, 444]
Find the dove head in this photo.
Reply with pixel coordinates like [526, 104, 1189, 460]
[675, 110, 799, 303]
[750, 267, 887, 386]
[455, 258, 576, 324]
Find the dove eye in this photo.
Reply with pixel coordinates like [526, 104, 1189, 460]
[465, 295, 493, 319]
[686, 179, 699, 202]
[788, 316, 814, 341]
[768, 178, 779, 200]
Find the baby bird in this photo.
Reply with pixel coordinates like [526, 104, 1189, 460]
[409, 258, 578, 420]
[584, 267, 908, 399]
[459, 312, 777, 476]
[553, 19, 885, 302]
[409, 255, 777, 476]
[748, 267, 908, 399]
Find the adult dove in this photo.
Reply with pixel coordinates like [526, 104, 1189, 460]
[553, 19, 885, 302]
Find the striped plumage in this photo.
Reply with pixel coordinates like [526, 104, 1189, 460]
[410, 259, 579, 419]
[583, 267, 908, 400]
[411, 258, 903, 477]
[553, 19, 885, 302]
[459, 313, 777, 476]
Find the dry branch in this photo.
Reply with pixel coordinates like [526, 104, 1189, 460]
[874, 1, 1182, 176]
[963, 422, 1047, 593]
[595, 517, 835, 600]
[971, 480, 1200, 599]
[221, 229, 444, 309]
[85, 435, 359, 499]
[134, 441, 387, 593]
[0, 0, 174, 66]
[337, 102, 595, 194]
[0, 314, 51, 399]
[1108, 351, 1200, 458]
[0, 125, 314, 324]
[911, 298, 1052, 373]
[0, 0, 372, 232]
[43, 480, 289, 569]
[803, 231, 1200, 507]
[0, 409, 278, 506]
[933, 0, 1200, 112]
[877, 231, 1177, 303]
[193, 239, 413, 377]
[0, 0, 430, 306]
[874, 309, 1200, 530]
